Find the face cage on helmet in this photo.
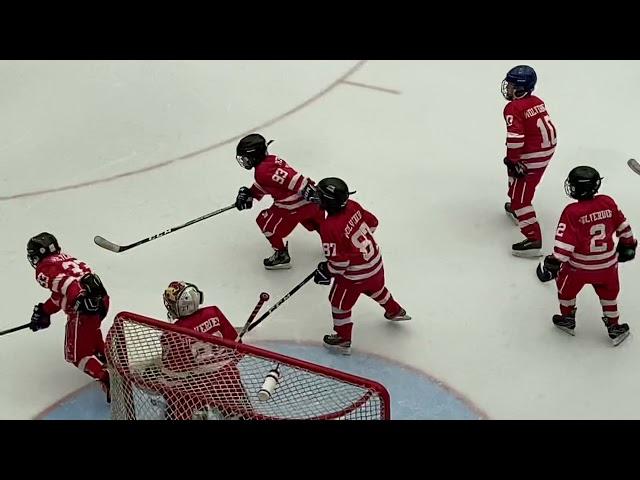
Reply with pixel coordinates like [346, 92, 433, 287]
[501, 80, 530, 101]
[564, 177, 601, 199]
[27, 252, 40, 268]
[236, 155, 253, 169]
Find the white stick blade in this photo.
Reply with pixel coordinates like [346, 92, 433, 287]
[94, 235, 122, 252]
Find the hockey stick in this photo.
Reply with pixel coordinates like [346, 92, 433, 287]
[237, 292, 270, 340]
[94, 204, 236, 253]
[628, 158, 640, 175]
[241, 270, 316, 338]
[0, 323, 31, 337]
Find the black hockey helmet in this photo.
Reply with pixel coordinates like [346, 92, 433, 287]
[27, 232, 60, 268]
[565, 166, 602, 200]
[236, 133, 272, 169]
[316, 177, 354, 214]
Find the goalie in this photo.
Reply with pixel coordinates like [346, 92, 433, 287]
[159, 281, 254, 419]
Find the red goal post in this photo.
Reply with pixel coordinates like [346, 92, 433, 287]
[105, 311, 391, 420]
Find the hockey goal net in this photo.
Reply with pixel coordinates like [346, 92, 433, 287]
[105, 312, 391, 420]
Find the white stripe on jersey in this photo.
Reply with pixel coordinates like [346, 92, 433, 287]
[569, 256, 618, 270]
[555, 241, 575, 252]
[520, 147, 556, 159]
[343, 261, 383, 281]
[572, 249, 616, 262]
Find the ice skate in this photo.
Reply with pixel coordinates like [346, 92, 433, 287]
[511, 239, 542, 258]
[603, 318, 630, 347]
[384, 307, 412, 322]
[323, 334, 351, 355]
[552, 314, 576, 336]
[263, 244, 291, 270]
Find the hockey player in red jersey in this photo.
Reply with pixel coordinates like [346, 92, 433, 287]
[311, 178, 411, 355]
[501, 65, 557, 257]
[160, 281, 252, 419]
[27, 232, 111, 398]
[234, 133, 325, 270]
[536, 167, 636, 346]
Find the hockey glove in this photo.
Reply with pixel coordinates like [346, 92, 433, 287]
[617, 239, 637, 263]
[314, 261, 332, 286]
[536, 255, 562, 282]
[74, 291, 102, 314]
[300, 183, 319, 203]
[504, 157, 527, 178]
[30, 303, 51, 332]
[235, 187, 253, 211]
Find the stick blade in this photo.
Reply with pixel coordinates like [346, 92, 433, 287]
[628, 158, 640, 175]
[94, 235, 122, 253]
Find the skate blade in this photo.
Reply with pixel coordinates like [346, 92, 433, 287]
[264, 263, 292, 270]
[387, 314, 412, 321]
[511, 249, 542, 258]
[612, 331, 630, 347]
[323, 343, 352, 355]
[554, 325, 576, 336]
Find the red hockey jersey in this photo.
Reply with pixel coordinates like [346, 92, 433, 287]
[160, 306, 238, 377]
[35, 253, 92, 316]
[504, 95, 557, 171]
[249, 155, 314, 211]
[553, 195, 635, 270]
[320, 200, 383, 282]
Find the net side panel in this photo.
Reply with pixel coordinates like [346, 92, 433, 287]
[105, 312, 390, 420]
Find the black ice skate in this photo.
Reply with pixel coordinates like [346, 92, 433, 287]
[323, 334, 351, 355]
[511, 239, 542, 258]
[603, 318, 630, 347]
[552, 314, 576, 336]
[504, 202, 519, 226]
[263, 244, 291, 270]
[384, 308, 412, 321]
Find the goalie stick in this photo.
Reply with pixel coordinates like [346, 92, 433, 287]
[628, 158, 640, 175]
[94, 204, 235, 253]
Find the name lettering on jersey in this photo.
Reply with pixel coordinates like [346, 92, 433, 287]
[579, 209, 612, 225]
[193, 317, 220, 333]
[524, 104, 546, 119]
[344, 210, 363, 239]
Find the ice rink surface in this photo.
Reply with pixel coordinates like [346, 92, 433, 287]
[1, 60, 639, 419]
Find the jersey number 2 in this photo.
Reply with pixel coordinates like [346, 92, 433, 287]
[590, 223, 607, 253]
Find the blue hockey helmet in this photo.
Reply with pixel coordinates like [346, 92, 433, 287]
[501, 65, 537, 100]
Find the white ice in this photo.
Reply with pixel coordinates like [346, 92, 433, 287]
[1, 60, 639, 419]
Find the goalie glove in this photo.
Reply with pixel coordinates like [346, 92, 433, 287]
[30, 303, 51, 332]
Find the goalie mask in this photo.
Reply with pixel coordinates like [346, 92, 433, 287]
[163, 281, 204, 320]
